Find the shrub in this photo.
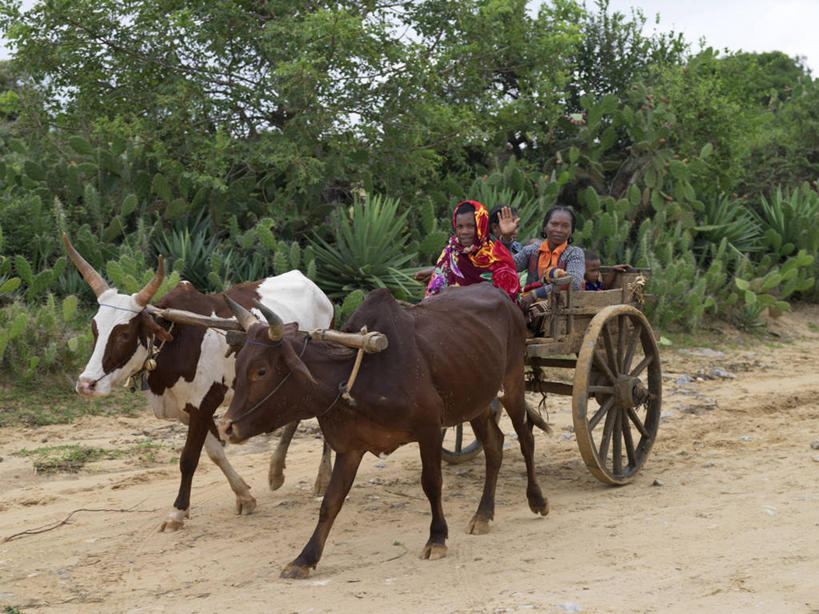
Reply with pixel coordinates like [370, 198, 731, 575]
[0, 295, 92, 381]
[311, 194, 423, 301]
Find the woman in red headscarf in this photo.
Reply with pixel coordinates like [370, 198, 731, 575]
[425, 200, 520, 302]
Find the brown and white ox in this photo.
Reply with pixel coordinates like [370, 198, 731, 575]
[218, 284, 550, 578]
[63, 235, 334, 531]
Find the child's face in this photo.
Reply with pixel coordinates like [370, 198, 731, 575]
[585, 258, 601, 283]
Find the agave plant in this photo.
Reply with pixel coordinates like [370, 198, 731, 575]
[151, 209, 219, 291]
[310, 194, 422, 301]
[693, 194, 762, 262]
[753, 184, 819, 259]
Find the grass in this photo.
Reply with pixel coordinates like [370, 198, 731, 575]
[808, 322, 819, 332]
[0, 375, 147, 427]
[12, 441, 171, 472]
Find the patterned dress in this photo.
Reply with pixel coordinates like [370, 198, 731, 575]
[426, 201, 520, 302]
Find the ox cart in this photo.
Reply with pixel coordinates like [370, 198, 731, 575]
[441, 267, 662, 485]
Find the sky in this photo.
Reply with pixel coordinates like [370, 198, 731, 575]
[602, 0, 819, 75]
[2, 1, 818, 75]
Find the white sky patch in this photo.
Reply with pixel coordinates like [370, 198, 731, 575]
[601, 0, 819, 74]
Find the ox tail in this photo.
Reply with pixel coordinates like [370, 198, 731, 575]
[526, 404, 551, 434]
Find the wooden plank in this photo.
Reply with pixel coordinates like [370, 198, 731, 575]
[527, 357, 577, 369]
[526, 380, 573, 396]
[600, 267, 652, 290]
[525, 330, 586, 357]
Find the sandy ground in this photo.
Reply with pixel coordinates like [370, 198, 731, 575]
[1, 307, 818, 614]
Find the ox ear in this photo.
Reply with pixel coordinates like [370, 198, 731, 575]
[282, 339, 316, 387]
[143, 313, 173, 342]
[224, 330, 246, 358]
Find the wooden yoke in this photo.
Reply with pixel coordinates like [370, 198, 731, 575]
[303, 327, 388, 354]
[146, 305, 242, 331]
[304, 326, 389, 405]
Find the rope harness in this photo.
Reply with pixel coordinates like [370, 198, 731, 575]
[223, 335, 312, 427]
[225, 329, 372, 427]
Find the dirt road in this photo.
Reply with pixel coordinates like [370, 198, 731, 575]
[1, 307, 818, 614]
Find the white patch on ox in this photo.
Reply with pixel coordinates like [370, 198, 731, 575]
[77, 288, 150, 396]
[147, 327, 234, 422]
[254, 270, 334, 329]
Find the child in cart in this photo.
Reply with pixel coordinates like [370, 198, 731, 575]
[583, 251, 632, 291]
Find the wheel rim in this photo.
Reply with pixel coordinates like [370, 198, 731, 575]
[573, 305, 662, 485]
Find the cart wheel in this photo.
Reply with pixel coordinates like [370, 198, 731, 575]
[573, 305, 662, 485]
[442, 398, 501, 465]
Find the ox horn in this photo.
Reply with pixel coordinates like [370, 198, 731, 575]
[253, 300, 285, 342]
[134, 255, 165, 307]
[224, 295, 259, 332]
[62, 233, 110, 298]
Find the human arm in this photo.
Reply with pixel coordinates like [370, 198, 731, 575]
[414, 267, 434, 284]
[602, 264, 632, 290]
[561, 246, 586, 291]
[513, 242, 537, 273]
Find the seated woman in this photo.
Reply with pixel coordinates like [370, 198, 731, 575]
[514, 205, 585, 307]
[424, 200, 520, 302]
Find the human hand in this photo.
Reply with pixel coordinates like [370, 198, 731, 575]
[498, 206, 520, 241]
[540, 268, 566, 284]
[414, 267, 433, 284]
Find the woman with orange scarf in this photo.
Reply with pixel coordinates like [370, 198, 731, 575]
[425, 201, 520, 302]
[513, 206, 585, 304]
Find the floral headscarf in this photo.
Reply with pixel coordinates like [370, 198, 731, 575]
[425, 200, 520, 302]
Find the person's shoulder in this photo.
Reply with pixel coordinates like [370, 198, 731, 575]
[566, 244, 585, 257]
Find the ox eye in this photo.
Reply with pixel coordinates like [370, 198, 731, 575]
[120, 332, 130, 341]
[257, 368, 267, 377]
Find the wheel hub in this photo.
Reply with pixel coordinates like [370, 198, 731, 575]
[614, 375, 648, 408]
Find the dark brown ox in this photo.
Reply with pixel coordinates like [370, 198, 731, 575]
[63, 235, 334, 531]
[218, 284, 549, 578]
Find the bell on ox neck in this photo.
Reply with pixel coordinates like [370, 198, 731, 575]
[145, 358, 157, 371]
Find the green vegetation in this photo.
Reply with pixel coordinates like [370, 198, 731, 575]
[0, 383, 145, 427]
[12, 440, 170, 472]
[0, 0, 817, 390]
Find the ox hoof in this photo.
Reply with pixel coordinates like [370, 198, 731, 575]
[530, 497, 550, 517]
[465, 515, 491, 535]
[159, 509, 188, 532]
[280, 563, 311, 579]
[235, 495, 257, 515]
[269, 472, 285, 491]
[420, 543, 447, 560]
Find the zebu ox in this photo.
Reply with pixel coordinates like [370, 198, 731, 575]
[63, 235, 334, 531]
[218, 284, 550, 578]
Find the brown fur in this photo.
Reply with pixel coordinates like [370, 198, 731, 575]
[220, 284, 549, 578]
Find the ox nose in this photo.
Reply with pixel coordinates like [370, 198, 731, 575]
[76, 377, 97, 396]
[217, 419, 236, 443]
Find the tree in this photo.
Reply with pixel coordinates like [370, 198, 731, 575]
[0, 0, 582, 232]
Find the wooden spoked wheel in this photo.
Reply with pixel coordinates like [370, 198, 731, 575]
[573, 305, 662, 485]
[441, 398, 501, 465]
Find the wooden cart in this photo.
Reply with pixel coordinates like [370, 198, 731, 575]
[441, 268, 662, 485]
